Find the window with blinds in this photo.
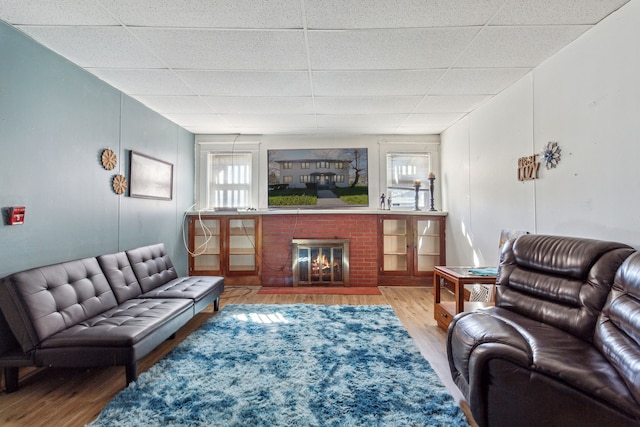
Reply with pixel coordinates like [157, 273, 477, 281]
[207, 152, 252, 209]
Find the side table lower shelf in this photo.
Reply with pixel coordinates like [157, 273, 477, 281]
[434, 301, 494, 331]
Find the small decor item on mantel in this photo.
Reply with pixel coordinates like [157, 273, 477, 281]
[412, 179, 421, 211]
[101, 148, 117, 170]
[112, 174, 127, 195]
[543, 141, 561, 169]
[428, 172, 436, 211]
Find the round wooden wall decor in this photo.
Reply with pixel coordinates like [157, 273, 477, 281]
[112, 174, 127, 195]
[101, 148, 117, 170]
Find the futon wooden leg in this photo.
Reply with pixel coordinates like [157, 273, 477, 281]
[214, 297, 220, 312]
[4, 367, 19, 393]
[125, 362, 138, 385]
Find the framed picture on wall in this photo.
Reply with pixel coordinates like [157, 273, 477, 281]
[267, 148, 368, 209]
[129, 151, 173, 200]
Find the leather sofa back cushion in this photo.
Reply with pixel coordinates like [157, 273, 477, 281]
[512, 235, 631, 279]
[497, 235, 634, 341]
[595, 251, 640, 405]
[0, 258, 118, 353]
[126, 243, 179, 293]
[97, 252, 143, 304]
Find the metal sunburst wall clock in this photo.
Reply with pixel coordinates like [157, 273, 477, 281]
[542, 141, 561, 169]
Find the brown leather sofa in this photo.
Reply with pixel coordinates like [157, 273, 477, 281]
[447, 234, 640, 427]
[0, 243, 224, 393]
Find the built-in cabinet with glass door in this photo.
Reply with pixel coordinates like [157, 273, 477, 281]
[378, 214, 446, 285]
[188, 215, 261, 286]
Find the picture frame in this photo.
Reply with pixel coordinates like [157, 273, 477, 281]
[267, 148, 369, 209]
[129, 151, 173, 200]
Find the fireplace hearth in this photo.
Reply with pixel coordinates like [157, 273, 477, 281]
[292, 239, 349, 286]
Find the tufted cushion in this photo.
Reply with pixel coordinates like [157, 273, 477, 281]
[595, 252, 640, 406]
[97, 252, 143, 303]
[39, 298, 192, 348]
[140, 275, 224, 313]
[126, 244, 179, 293]
[140, 276, 223, 301]
[0, 258, 118, 353]
[496, 235, 634, 341]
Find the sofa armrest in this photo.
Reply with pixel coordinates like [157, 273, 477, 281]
[449, 306, 640, 426]
[447, 310, 533, 426]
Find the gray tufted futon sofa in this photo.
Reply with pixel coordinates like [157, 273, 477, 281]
[0, 243, 224, 393]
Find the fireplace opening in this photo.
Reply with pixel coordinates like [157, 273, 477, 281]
[292, 239, 349, 286]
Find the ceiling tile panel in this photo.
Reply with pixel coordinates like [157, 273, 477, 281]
[88, 69, 195, 95]
[455, 26, 592, 68]
[183, 127, 239, 134]
[314, 96, 422, 114]
[15, 26, 165, 68]
[305, 0, 505, 29]
[163, 113, 231, 128]
[130, 28, 308, 70]
[317, 114, 407, 128]
[413, 95, 492, 113]
[395, 125, 450, 134]
[318, 126, 401, 134]
[131, 95, 212, 114]
[430, 68, 531, 95]
[308, 28, 480, 70]
[313, 70, 446, 96]
[100, 0, 303, 28]
[490, 0, 630, 25]
[201, 97, 315, 114]
[176, 71, 312, 96]
[0, 0, 119, 25]
[0, 0, 631, 135]
[223, 114, 317, 128]
[402, 113, 466, 127]
[221, 126, 322, 135]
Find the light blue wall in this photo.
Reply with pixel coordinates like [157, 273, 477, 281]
[0, 21, 194, 277]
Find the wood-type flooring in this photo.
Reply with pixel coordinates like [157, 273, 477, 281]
[0, 286, 476, 426]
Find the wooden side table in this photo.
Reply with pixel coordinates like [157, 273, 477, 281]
[433, 266, 497, 332]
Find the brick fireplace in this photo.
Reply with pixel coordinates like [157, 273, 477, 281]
[261, 214, 378, 287]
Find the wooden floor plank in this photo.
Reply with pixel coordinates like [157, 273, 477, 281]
[255, 287, 382, 295]
[0, 286, 475, 427]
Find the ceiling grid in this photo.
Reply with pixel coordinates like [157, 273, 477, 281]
[0, 0, 630, 135]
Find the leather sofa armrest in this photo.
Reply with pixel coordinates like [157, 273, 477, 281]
[448, 310, 534, 426]
[466, 341, 534, 426]
[447, 310, 532, 398]
[448, 311, 532, 383]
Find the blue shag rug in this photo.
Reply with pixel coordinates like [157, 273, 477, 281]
[89, 304, 469, 427]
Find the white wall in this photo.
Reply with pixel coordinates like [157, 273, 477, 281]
[442, 77, 536, 265]
[441, 0, 640, 265]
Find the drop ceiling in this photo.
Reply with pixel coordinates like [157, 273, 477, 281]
[0, 0, 630, 135]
